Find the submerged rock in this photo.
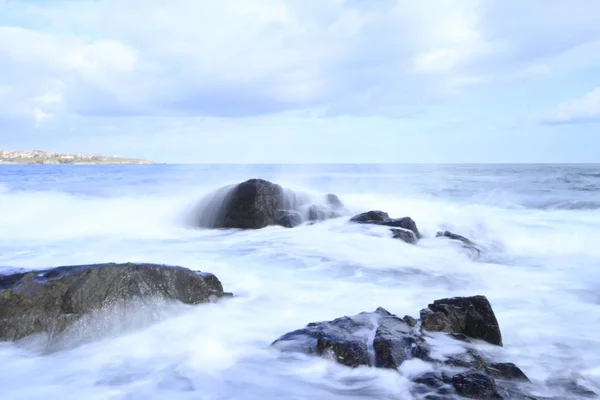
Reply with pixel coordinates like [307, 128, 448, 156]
[452, 370, 503, 399]
[0, 262, 230, 342]
[436, 230, 482, 256]
[391, 228, 418, 244]
[191, 179, 346, 229]
[349, 210, 390, 224]
[420, 295, 503, 346]
[349, 211, 421, 243]
[276, 210, 302, 228]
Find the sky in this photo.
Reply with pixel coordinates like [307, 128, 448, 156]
[0, 0, 599, 163]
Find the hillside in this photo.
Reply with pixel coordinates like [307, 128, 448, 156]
[0, 150, 154, 165]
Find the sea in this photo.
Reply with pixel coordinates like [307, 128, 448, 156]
[0, 163, 599, 400]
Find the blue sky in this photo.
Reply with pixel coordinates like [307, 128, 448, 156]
[0, 0, 599, 163]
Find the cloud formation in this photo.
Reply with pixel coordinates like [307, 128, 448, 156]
[1, 0, 599, 162]
[1, 0, 597, 121]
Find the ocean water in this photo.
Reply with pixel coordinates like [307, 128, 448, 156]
[0, 163, 599, 399]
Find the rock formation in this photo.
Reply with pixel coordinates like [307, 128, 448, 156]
[191, 179, 347, 229]
[0, 262, 230, 342]
[271, 295, 582, 399]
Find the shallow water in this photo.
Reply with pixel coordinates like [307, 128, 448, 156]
[1, 163, 600, 399]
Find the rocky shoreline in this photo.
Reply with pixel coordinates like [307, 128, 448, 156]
[1, 178, 597, 399]
[0, 150, 154, 164]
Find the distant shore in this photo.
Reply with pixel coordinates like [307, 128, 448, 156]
[0, 150, 155, 165]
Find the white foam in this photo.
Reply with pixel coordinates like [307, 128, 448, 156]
[0, 167, 599, 399]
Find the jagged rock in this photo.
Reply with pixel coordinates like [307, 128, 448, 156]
[385, 217, 421, 239]
[349, 210, 390, 223]
[420, 295, 503, 346]
[0, 262, 230, 342]
[349, 211, 421, 240]
[486, 363, 530, 382]
[391, 228, 418, 244]
[373, 313, 430, 368]
[272, 307, 428, 369]
[403, 315, 418, 327]
[452, 371, 503, 399]
[276, 210, 302, 228]
[272, 296, 541, 400]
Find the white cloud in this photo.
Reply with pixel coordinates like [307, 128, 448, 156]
[546, 88, 600, 124]
[0, 0, 600, 132]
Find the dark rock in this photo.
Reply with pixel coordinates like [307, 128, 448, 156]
[272, 296, 538, 400]
[192, 179, 346, 229]
[448, 333, 472, 342]
[385, 217, 421, 239]
[445, 349, 487, 370]
[421, 295, 503, 346]
[0, 262, 230, 342]
[486, 363, 530, 382]
[391, 228, 418, 244]
[373, 314, 430, 368]
[272, 307, 426, 369]
[272, 311, 374, 367]
[436, 230, 473, 244]
[349, 210, 390, 223]
[349, 211, 421, 240]
[452, 371, 503, 399]
[276, 210, 302, 228]
[198, 179, 285, 229]
[436, 230, 481, 255]
[326, 194, 344, 209]
[414, 372, 447, 388]
[403, 315, 418, 327]
[413, 372, 456, 399]
[420, 308, 453, 333]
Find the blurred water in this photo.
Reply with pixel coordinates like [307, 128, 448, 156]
[0, 163, 599, 399]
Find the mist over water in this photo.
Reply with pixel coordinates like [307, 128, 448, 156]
[1, 164, 600, 399]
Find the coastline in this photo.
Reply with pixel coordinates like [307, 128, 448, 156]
[0, 150, 155, 165]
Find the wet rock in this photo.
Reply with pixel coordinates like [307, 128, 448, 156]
[420, 295, 503, 346]
[272, 307, 426, 369]
[273, 296, 538, 400]
[486, 363, 530, 382]
[205, 179, 286, 229]
[0, 262, 230, 342]
[385, 217, 421, 239]
[349, 210, 390, 223]
[436, 230, 482, 256]
[420, 308, 454, 333]
[192, 179, 346, 229]
[413, 372, 456, 399]
[272, 311, 374, 367]
[276, 210, 302, 228]
[349, 211, 421, 240]
[403, 315, 418, 327]
[391, 228, 418, 244]
[373, 314, 430, 368]
[452, 371, 503, 399]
